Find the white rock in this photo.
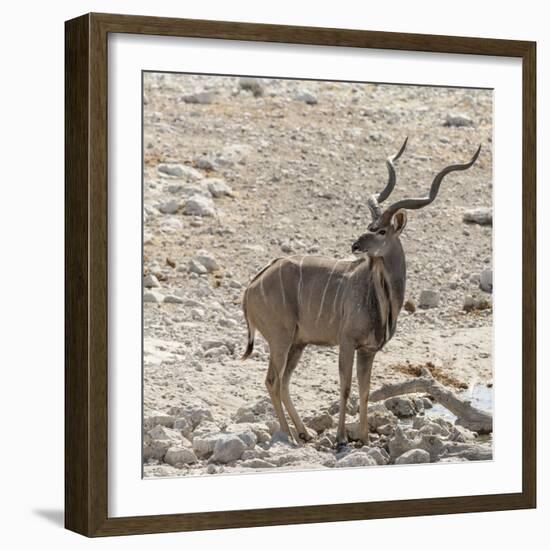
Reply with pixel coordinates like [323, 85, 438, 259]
[164, 446, 198, 466]
[143, 274, 160, 288]
[296, 91, 318, 105]
[449, 425, 477, 443]
[194, 156, 215, 170]
[219, 317, 238, 328]
[202, 339, 227, 351]
[183, 91, 215, 105]
[164, 294, 184, 304]
[158, 163, 186, 177]
[395, 448, 431, 465]
[190, 307, 205, 320]
[214, 144, 252, 167]
[241, 458, 274, 468]
[388, 427, 446, 461]
[365, 447, 390, 465]
[418, 420, 450, 438]
[418, 289, 440, 309]
[368, 408, 398, 431]
[270, 431, 292, 445]
[329, 394, 359, 416]
[171, 407, 214, 430]
[463, 294, 491, 312]
[243, 244, 265, 253]
[194, 250, 220, 272]
[377, 424, 395, 436]
[265, 420, 281, 434]
[183, 195, 216, 217]
[203, 345, 230, 358]
[480, 269, 493, 293]
[206, 178, 233, 198]
[188, 259, 207, 275]
[235, 411, 256, 424]
[144, 425, 185, 460]
[227, 423, 271, 445]
[158, 200, 180, 214]
[158, 163, 203, 181]
[384, 396, 419, 418]
[236, 430, 257, 449]
[239, 77, 264, 97]
[144, 412, 175, 429]
[168, 183, 210, 197]
[192, 434, 219, 458]
[143, 437, 172, 461]
[305, 413, 333, 434]
[367, 131, 383, 142]
[210, 434, 247, 463]
[280, 241, 293, 253]
[422, 397, 434, 409]
[463, 207, 492, 226]
[148, 425, 183, 442]
[269, 445, 334, 468]
[336, 452, 377, 468]
[388, 426, 416, 459]
[144, 290, 164, 303]
[443, 113, 474, 127]
[160, 217, 183, 233]
[183, 298, 203, 307]
[173, 417, 193, 438]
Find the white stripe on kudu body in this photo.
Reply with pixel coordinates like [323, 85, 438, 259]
[241, 138, 481, 448]
[297, 256, 305, 307]
[278, 261, 286, 306]
[329, 262, 353, 326]
[316, 260, 342, 323]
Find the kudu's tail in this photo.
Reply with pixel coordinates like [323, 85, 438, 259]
[241, 289, 256, 360]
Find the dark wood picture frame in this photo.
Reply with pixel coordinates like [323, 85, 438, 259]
[65, 12, 536, 537]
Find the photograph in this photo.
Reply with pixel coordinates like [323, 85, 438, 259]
[141, 73, 494, 477]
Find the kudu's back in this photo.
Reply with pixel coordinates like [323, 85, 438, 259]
[242, 254, 394, 356]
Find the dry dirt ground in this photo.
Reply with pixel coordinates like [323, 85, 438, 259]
[142, 73, 493, 477]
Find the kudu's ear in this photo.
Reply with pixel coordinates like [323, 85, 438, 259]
[391, 209, 407, 236]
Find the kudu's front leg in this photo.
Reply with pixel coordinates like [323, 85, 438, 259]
[356, 348, 375, 444]
[336, 339, 355, 449]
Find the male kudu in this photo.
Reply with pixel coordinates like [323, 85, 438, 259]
[242, 139, 481, 448]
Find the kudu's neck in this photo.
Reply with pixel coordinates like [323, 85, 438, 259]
[359, 239, 407, 308]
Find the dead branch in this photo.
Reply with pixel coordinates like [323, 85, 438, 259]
[370, 368, 492, 434]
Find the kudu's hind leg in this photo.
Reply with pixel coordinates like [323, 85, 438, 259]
[356, 348, 375, 444]
[265, 337, 293, 437]
[336, 339, 355, 449]
[281, 343, 312, 443]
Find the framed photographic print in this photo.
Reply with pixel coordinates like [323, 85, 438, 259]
[65, 13, 536, 537]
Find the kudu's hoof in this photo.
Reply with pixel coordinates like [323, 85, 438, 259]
[335, 441, 348, 452]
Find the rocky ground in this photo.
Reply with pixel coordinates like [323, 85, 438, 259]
[142, 73, 493, 477]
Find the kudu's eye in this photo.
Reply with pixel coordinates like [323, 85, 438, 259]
[378, 229, 386, 235]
